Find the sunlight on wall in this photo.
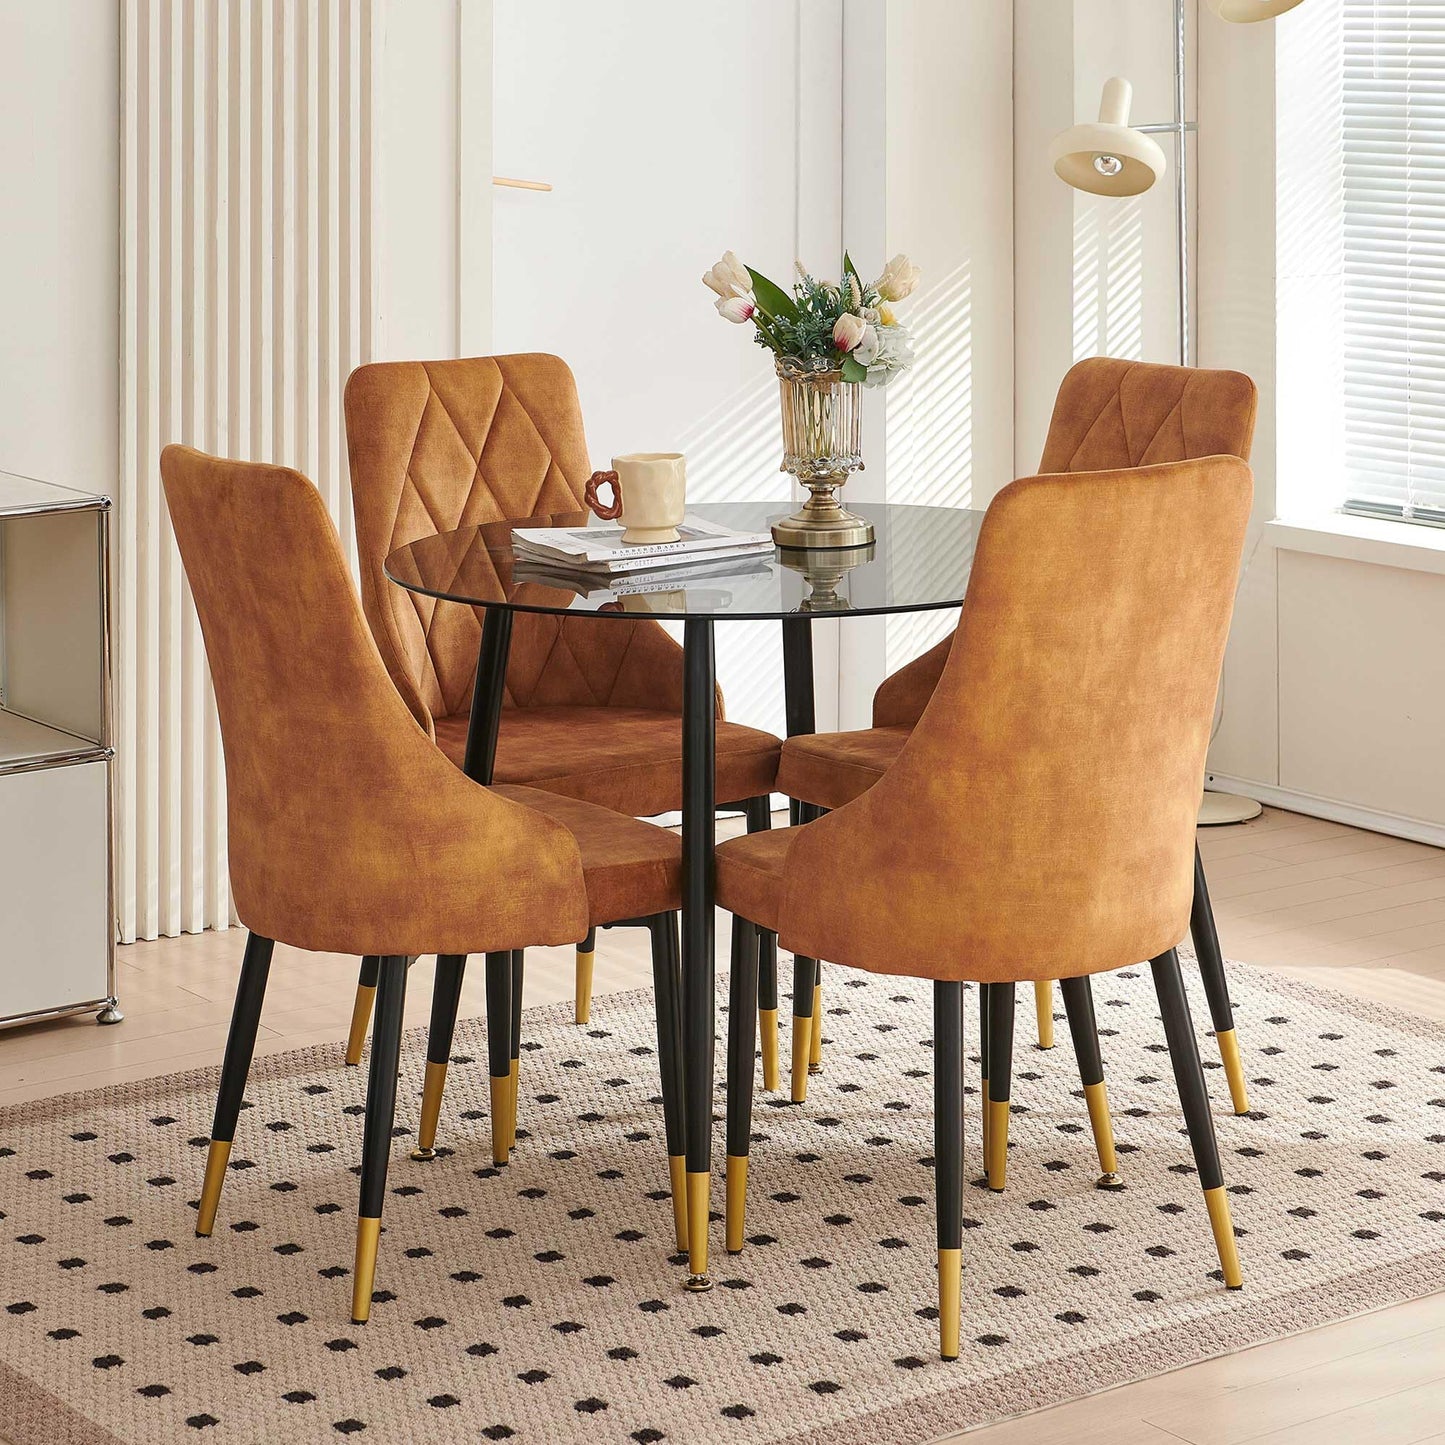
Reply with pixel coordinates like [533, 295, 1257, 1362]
[885, 261, 973, 672]
[1073, 193, 1145, 362]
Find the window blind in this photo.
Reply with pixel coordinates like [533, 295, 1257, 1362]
[1342, 0, 1445, 526]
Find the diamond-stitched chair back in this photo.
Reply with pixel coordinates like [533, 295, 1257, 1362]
[870, 357, 1257, 729]
[344, 354, 689, 731]
[1039, 356, 1257, 474]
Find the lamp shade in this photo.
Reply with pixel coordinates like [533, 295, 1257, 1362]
[1048, 77, 1167, 198]
[1206, 0, 1306, 20]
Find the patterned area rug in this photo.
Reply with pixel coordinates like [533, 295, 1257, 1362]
[1, 957, 1443, 1445]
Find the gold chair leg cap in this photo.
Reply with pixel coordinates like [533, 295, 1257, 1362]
[1083, 1079, 1120, 1176]
[790, 1021, 812, 1104]
[759, 1007, 781, 1093]
[416, 1059, 448, 1158]
[725, 1155, 748, 1255]
[986, 1099, 1010, 1191]
[938, 1247, 962, 1361]
[351, 1216, 381, 1325]
[344, 983, 376, 1067]
[488, 1074, 511, 1166]
[195, 1139, 232, 1238]
[1034, 980, 1055, 1050]
[574, 949, 595, 1026]
[1095, 1171, 1124, 1191]
[410, 1147, 436, 1162]
[1204, 1184, 1244, 1289]
[1216, 1029, 1251, 1115]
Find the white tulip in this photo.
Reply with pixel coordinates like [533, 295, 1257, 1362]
[715, 294, 757, 324]
[874, 253, 921, 302]
[832, 312, 868, 352]
[702, 250, 753, 300]
[853, 322, 881, 366]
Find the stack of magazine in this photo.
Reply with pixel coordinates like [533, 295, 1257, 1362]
[510, 515, 774, 596]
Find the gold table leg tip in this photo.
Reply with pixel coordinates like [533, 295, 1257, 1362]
[685, 1170, 711, 1286]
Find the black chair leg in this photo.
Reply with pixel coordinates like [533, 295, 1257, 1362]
[790, 952, 818, 1103]
[758, 930, 780, 1091]
[412, 954, 466, 1161]
[352, 954, 408, 1324]
[575, 926, 596, 1026]
[1191, 845, 1250, 1115]
[648, 912, 688, 1254]
[484, 952, 512, 1166]
[985, 982, 1015, 1191]
[1151, 948, 1244, 1289]
[197, 931, 274, 1237]
[344, 954, 379, 1066]
[743, 796, 781, 1091]
[934, 980, 964, 1362]
[725, 916, 760, 1254]
[1059, 975, 1122, 1189]
[508, 949, 525, 1149]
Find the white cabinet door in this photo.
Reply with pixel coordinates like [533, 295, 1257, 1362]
[0, 761, 110, 1022]
[492, 0, 845, 740]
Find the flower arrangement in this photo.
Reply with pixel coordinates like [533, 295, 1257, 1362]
[702, 250, 920, 387]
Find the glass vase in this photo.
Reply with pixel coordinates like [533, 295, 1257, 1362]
[771, 362, 874, 549]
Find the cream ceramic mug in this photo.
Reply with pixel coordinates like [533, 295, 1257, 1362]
[585, 452, 686, 545]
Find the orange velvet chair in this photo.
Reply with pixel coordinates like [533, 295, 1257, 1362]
[778, 357, 1259, 1116]
[716, 457, 1254, 1358]
[163, 445, 691, 1323]
[340, 354, 781, 1061]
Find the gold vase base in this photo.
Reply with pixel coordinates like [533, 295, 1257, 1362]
[771, 482, 874, 551]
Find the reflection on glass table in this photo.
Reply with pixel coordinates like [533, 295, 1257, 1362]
[384, 502, 983, 621]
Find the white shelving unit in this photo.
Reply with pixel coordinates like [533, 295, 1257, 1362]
[0, 471, 118, 1030]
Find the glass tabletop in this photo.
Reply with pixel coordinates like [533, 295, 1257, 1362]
[384, 501, 983, 620]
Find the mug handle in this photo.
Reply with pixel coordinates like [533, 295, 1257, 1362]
[585, 470, 623, 521]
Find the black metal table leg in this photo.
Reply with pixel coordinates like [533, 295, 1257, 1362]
[781, 616, 825, 1100]
[413, 607, 515, 1162]
[681, 618, 717, 1291]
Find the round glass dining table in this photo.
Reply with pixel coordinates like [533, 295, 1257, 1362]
[385, 500, 983, 1288]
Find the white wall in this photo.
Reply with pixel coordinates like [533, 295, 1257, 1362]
[0, 1, 119, 495]
[491, 0, 842, 739]
[1199, 0, 1445, 841]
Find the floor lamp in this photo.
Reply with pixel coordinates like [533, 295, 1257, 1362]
[1050, 0, 1284, 826]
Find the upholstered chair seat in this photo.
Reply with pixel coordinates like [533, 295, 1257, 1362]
[162, 446, 692, 1325]
[716, 457, 1255, 1360]
[774, 357, 1260, 1112]
[342, 354, 781, 1047]
[435, 705, 781, 819]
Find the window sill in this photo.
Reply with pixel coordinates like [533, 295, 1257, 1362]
[1267, 513, 1445, 579]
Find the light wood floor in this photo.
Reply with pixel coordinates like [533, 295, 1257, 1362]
[3, 805, 1445, 1443]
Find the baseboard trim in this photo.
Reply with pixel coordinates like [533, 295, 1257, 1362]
[1206, 773, 1445, 850]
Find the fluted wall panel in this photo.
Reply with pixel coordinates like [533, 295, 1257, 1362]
[120, 0, 378, 942]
